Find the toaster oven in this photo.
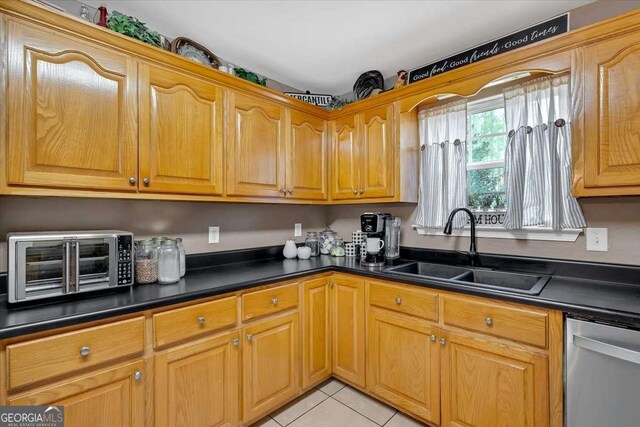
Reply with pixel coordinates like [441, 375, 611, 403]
[7, 231, 134, 303]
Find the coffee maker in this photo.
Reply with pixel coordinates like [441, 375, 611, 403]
[360, 212, 392, 267]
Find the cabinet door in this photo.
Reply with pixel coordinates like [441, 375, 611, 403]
[243, 312, 300, 422]
[360, 105, 395, 198]
[331, 275, 366, 387]
[6, 20, 138, 191]
[139, 63, 223, 195]
[331, 114, 360, 200]
[583, 30, 640, 190]
[302, 277, 331, 388]
[155, 331, 240, 427]
[287, 110, 328, 200]
[8, 360, 145, 427]
[441, 332, 549, 427]
[227, 92, 286, 198]
[368, 310, 440, 424]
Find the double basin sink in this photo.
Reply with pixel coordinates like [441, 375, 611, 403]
[384, 262, 550, 295]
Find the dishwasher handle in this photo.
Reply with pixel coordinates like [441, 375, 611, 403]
[573, 334, 640, 365]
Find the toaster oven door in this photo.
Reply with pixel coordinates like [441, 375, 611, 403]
[14, 236, 117, 301]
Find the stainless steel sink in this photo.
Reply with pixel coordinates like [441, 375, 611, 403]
[384, 262, 471, 280]
[385, 262, 550, 295]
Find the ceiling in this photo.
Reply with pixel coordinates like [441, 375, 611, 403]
[85, 0, 594, 95]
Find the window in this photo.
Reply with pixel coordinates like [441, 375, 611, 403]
[466, 95, 507, 211]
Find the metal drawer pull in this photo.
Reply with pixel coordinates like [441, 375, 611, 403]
[134, 370, 143, 381]
[232, 338, 239, 347]
[80, 346, 90, 357]
[430, 335, 436, 342]
[143, 177, 150, 185]
[353, 189, 358, 195]
[197, 316, 206, 325]
[485, 316, 493, 326]
[574, 334, 640, 365]
[395, 296, 402, 305]
[247, 334, 253, 341]
[129, 177, 137, 185]
[439, 338, 446, 346]
[272, 297, 278, 305]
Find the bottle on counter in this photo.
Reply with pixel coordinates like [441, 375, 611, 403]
[175, 237, 186, 277]
[135, 240, 158, 284]
[305, 231, 320, 257]
[158, 239, 181, 284]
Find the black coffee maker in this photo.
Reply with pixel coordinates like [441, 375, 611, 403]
[360, 212, 392, 267]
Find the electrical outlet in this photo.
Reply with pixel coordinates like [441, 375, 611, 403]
[586, 227, 608, 252]
[208, 226, 220, 244]
[294, 223, 302, 237]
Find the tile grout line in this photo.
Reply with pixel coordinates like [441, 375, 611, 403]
[330, 394, 394, 426]
[381, 410, 399, 427]
[269, 415, 284, 427]
[276, 391, 330, 426]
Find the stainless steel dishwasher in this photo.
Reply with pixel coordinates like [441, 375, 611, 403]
[566, 316, 640, 427]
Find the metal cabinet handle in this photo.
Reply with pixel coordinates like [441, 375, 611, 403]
[328, 282, 334, 288]
[574, 334, 640, 365]
[359, 189, 364, 194]
[280, 187, 287, 194]
[134, 370, 143, 381]
[485, 316, 493, 326]
[143, 177, 150, 185]
[232, 338, 239, 347]
[353, 189, 358, 195]
[439, 338, 446, 346]
[395, 296, 402, 305]
[287, 188, 293, 194]
[272, 297, 278, 305]
[430, 335, 436, 342]
[80, 346, 90, 357]
[197, 316, 206, 325]
[129, 177, 137, 185]
[247, 334, 253, 341]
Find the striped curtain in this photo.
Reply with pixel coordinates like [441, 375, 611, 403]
[503, 75, 586, 230]
[415, 100, 467, 229]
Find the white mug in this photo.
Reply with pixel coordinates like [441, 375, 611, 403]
[366, 237, 385, 253]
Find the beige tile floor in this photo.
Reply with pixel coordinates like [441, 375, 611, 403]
[251, 379, 426, 427]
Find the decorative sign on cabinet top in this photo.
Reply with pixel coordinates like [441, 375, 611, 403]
[285, 92, 332, 107]
[408, 14, 569, 84]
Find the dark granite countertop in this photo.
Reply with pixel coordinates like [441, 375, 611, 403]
[1, 247, 640, 339]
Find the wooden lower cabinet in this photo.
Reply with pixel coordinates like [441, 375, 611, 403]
[8, 360, 145, 427]
[367, 309, 440, 425]
[440, 331, 549, 427]
[302, 277, 332, 388]
[331, 275, 366, 387]
[242, 312, 300, 422]
[154, 331, 240, 427]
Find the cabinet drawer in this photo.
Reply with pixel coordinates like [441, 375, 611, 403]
[443, 296, 547, 348]
[242, 283, 299, 321]
[369, 281, 438, 321]
[7, 317, 145, 389]
[153, 296, 238, 348]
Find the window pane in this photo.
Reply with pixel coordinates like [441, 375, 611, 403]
[467, 167, 505, 210]
[470, 108, 506, 137]
[470, 135, 506, 163]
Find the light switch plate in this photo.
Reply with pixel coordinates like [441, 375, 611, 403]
[294, 223, 302, 237]
[586, 227, 608, 252]
[208, 226, 220, 244]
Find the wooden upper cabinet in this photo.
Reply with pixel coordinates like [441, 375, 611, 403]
[331, 114, 360, 200]
[360, 105, 395, 198]
[227, 92, 286, 198]
[287, 110, 328, 200]
[578, 29, 640, 195]
[155, 331, 240, 427]
[5, 20, 138, 192]
[441, 332, 549, 427]
[139, 63, 224, 195]
[8, 360, 145, 427]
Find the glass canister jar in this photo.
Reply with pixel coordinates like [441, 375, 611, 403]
[175, 237, 186, 277]
[318, 227, 337, 255]
[305, 231, 320, 257]
[135, 240, 158, 284]
[158, 239, 180, 284]
[329, 238, 346, 257]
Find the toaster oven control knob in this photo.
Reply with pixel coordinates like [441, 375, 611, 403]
[80, 346, 91, 357]
[143, 177, 150, 185]
[197, 316, 206, 325]
[129, 177, 137, 185]
[134, 370, 143, 381]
